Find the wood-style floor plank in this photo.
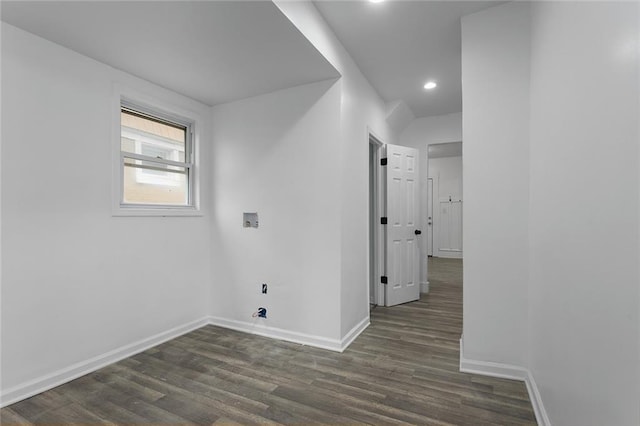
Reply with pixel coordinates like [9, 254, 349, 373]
[1, 258, 536, 425]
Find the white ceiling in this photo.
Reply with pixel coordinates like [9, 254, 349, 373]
[314, 0, 502, 118]
[1, 1, 339, 106]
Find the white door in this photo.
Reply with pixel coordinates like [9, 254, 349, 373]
[385, 144, 420, 306]
[437, 196, 462, 258]
[427, 178, 434, 256]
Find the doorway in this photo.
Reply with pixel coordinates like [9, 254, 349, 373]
[369, 137, 421, 307]
[368, 135, 383, 307]
[427, 177, 434, 257]
[427, 142, 463, 260]
[426, 141, 463, 291]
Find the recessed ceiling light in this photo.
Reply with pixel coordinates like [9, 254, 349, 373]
[423, 81, 437, 90]
[369, 0, 385, 3]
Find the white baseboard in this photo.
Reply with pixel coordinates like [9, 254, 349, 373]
[459, 338, 528, 381]
[207, 316, 344, 352]
[524, 370, 551, 426]
[1, 314, 371, 409]
[420, 281, 430, 294]
[459, 337, 551, 426]
[339, 316, 369, 351]
[0, 317, 209, 408]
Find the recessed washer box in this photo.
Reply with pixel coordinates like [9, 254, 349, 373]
[243, 212, 259, 228]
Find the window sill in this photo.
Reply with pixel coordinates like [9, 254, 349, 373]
[113, 205, 203, 217]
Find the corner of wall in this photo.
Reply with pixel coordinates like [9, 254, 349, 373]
[459, 337, 550, 426]
[386, 100, 415, 135]
[339, 316, 370, 352]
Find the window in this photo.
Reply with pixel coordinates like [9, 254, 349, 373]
[119, 103, 194, 210]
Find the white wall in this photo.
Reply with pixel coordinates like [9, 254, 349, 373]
[400, 112, 462, 149]
[462, 2, 640, 424]
[274, 1, 395, 337]
[209, 78, 344, 343]
[528, 2, 639, 424]
[386, 100, 415, 136]
[1, 23, 211, 400]
[461, 2, 531, 367]
[429, 156, 462, 203]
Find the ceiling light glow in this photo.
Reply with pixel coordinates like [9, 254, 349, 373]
[423, 81, 437, 90]
[369, 0, 385, 3]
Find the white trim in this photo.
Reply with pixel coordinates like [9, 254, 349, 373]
[368, 128, 386, 307]
[0, 317, 209, 408]
[459, 342, 527, 381]
[420, 280, 430, 294]
[1, 315, 372, 409]
[113, 205, 203, 217]
[525, 369, 552, 426]
[208, 315, 369, 353]
[459, 337, 551, 426]
[340, 317, 370, 351]
[207, 316, 344, 352]
[123, 152, 191, 169]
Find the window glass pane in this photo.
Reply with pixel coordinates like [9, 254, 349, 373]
[123, 157, 188, 205]
[120, 107, 191, 207]
[121, 110, 186, 161]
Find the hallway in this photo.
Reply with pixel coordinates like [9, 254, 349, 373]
[363, 257, 536, 424]
[427, 257, 463, 285]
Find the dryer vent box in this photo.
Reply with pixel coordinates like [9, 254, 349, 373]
[243, 212, 259, 228]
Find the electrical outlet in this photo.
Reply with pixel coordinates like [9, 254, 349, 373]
[262, 283, 267, 294]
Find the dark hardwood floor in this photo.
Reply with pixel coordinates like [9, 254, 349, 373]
[1, 258, 536, 425]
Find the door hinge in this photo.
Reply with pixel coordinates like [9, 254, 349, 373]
[380, 217, 388, 225]
[380, 158, 388, 166]
[381, 276, 388, 284]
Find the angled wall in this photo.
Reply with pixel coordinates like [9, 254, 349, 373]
[275, 1, 396, 339]
[461, 1, 531, 367]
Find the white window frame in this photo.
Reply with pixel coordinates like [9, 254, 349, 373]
[112, 85, 202, 216]
[121, 109, 188, 188]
